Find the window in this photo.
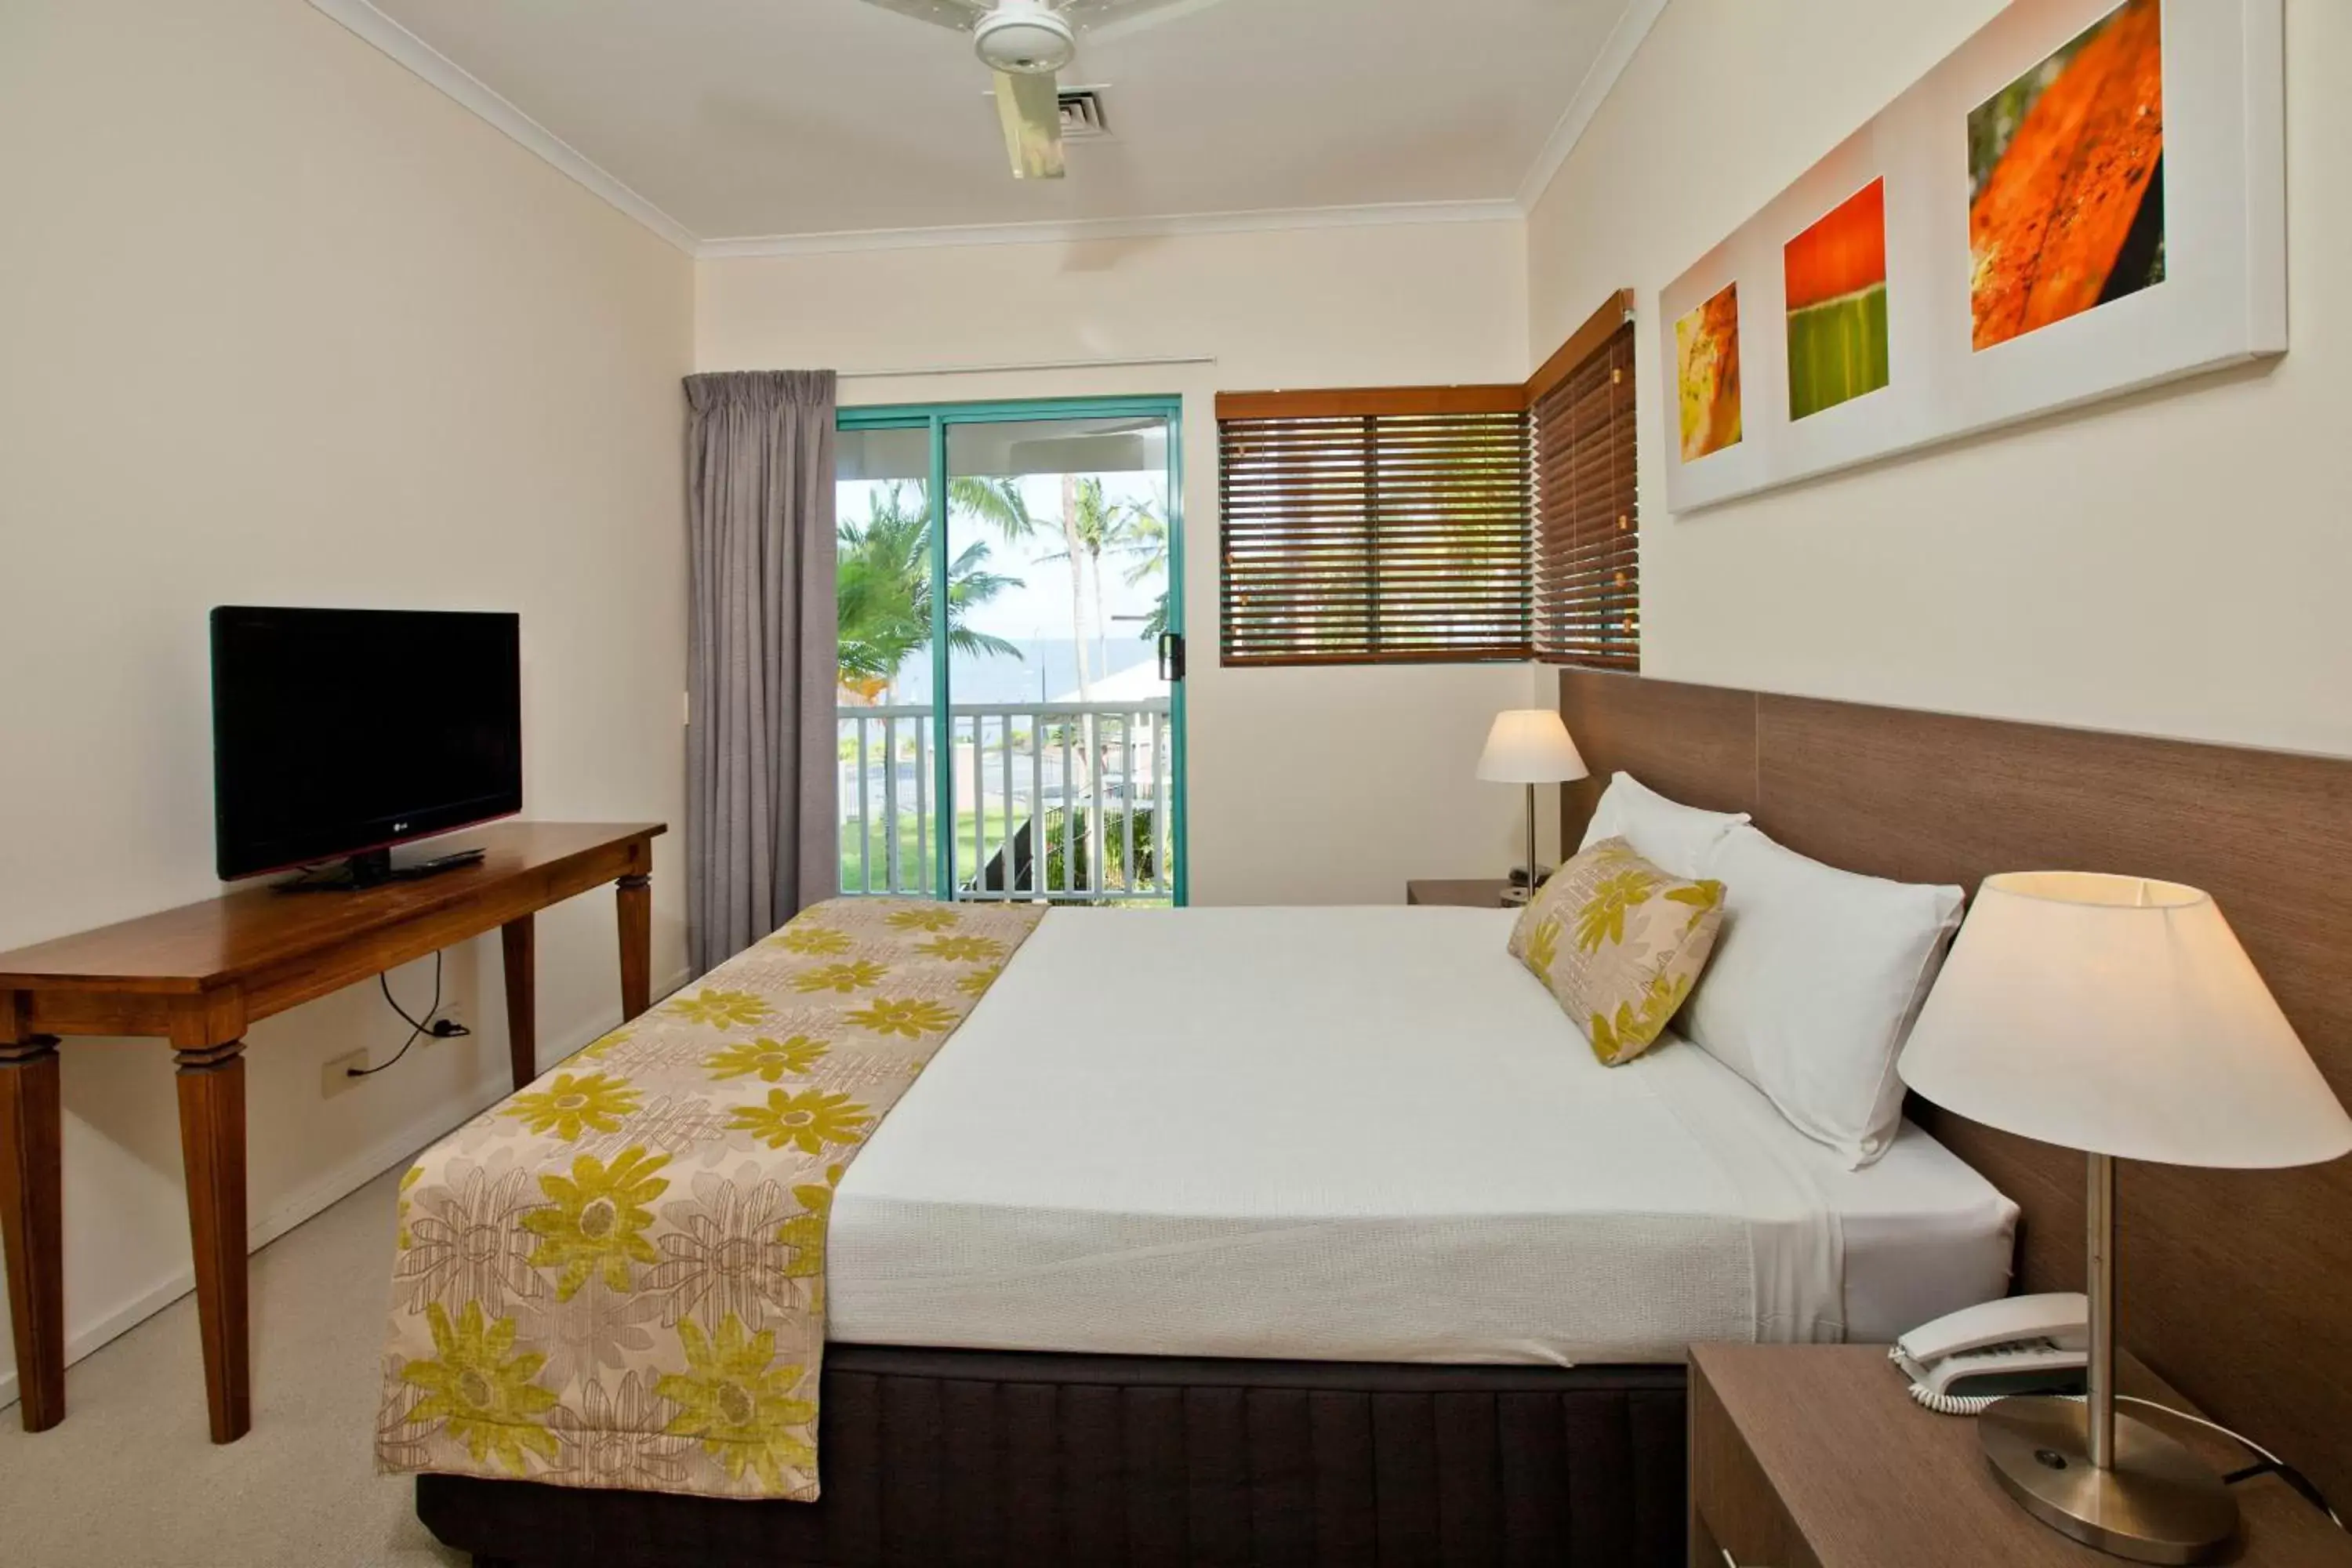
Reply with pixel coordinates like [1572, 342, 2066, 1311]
[1214, 292, 1637, 671]
[1216, 389, 1532, 666]
[1530, 313, 1639, 669]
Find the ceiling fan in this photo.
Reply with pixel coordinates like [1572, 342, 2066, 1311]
[855, 0, 1221, 180]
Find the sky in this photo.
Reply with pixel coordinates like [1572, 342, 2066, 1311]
[838, 469, 1173, 702]
[957, 471, 1169, 641]
[840, 470, 1171, 641]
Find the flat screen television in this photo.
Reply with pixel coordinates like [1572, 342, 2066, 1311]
[210, 607, 521, 884]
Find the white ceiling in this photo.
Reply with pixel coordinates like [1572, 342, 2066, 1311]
[321, 0, 1664, 252]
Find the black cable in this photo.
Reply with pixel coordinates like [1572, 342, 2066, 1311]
[2111, 1396, 2343, 1530]
[2222, 1460, 2340, 1527]
[349, 951, 470, 1078]
[348, 1025, 423, 1079]
[378, 960, 439, 1036]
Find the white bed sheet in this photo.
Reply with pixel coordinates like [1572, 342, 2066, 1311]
[828, 906, 2016, 1363]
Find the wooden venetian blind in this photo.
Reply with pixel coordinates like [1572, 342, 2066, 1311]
[1216, 388, 1532, 666]
[1530, 317, 1639, 669]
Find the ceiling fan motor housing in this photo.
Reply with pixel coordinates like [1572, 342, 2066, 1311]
[975, 2, 1076, 74]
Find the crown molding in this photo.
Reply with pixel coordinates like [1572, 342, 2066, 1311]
[698, 199, 1524, 260]
[1515, 0, 1671, 211]
[310, 0, 1665, 260]
[307, 0, 700, 254]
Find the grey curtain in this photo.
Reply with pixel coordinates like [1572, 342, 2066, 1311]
[684, 370, 838, 975]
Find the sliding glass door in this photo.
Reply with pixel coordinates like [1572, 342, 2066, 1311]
[833, 398, 1185, 906]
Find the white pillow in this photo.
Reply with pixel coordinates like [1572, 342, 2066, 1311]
[1577, 771, 1751, 880]
[1679, 825, 1963, 1168]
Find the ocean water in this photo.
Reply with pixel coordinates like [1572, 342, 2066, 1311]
[886, 635, 1160, 705]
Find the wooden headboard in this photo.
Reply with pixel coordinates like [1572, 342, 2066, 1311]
[1556, 668, 2352, 1504]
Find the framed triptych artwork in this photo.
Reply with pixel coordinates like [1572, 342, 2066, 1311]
[1660, 0, 2285, 514]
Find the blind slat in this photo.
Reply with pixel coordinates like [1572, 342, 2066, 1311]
[1532, 322, 1639, 670]
[1218, 319, 1638, 671]
[1220, 407, 1533, 667]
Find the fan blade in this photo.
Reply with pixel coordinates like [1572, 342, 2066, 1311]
[855, 0, 989, 33]
[994, 69, 1066, 180]
[1063, 0, 1229, 42]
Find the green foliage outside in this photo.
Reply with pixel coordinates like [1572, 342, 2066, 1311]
[1035, 803, 1157, 895]
[1034, 476, 1170, 661]
[837, 480, 1028, 695]
[834, 455, 1176, 906]
[838, 806, 1015, 898]
[837, 802, 1160, 899]
[836, 473, 1171, 702]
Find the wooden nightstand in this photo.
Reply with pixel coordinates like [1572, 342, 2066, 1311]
[1405, 877, 1516, 907]
[1689, 1344, 2352, 1567]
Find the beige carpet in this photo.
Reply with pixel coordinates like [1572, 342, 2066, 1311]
[0, 1164, 466, 1568]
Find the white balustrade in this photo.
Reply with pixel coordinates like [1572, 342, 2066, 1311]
[837, 699, 1174, 904]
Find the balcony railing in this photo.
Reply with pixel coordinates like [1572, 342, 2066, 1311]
[838, 699, 1174, 904]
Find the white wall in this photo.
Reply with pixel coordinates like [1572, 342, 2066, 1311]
[0, 0, 694, 1405]
[43, 0, 2338, 1417]
[1526, 0, 2352, 763]
[699, 223, 1545, 906]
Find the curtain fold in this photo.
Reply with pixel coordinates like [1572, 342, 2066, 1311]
[684, 369, 838, 975]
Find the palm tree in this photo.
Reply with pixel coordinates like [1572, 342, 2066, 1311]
[836, 483, 1022, 700]
[1117, 495, 1171, 641]
[1026, 477, 1167, 884]
[957, 473, 1109, 697]
[951, 471, 1168, 894]
[949, 472, 1080, 689]
[948, 476, 1036, 543]
[1040, 477, 1161, 680]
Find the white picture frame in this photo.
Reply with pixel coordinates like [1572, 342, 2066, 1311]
[1659, 0, 2285, 516]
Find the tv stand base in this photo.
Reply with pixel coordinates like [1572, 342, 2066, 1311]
[278, 845, 485, 892]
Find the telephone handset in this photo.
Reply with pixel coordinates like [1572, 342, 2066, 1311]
[1891, 1292, 2090, 1414]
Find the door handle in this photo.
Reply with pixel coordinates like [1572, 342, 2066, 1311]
[1156, 632, 1185, 682]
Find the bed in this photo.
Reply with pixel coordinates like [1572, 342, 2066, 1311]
[827, 906, 2013, 1361]
[405, 900, 2015, 1568]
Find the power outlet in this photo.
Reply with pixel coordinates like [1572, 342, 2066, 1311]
[323, 1047, 371, 1097]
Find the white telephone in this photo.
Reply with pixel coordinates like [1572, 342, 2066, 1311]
[1891, 1293, 2091, 1414]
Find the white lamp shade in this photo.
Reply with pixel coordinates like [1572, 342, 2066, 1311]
[1899, 872, 2352, 1169]
[1476, 710, 1588, 785]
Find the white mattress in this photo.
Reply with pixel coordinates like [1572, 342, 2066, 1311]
[829, 906, 2016, 1363]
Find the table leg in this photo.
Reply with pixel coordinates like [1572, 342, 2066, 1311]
[173, 1040, 248, 1444]
[616, 873, 652, 1022]
[499, 915, 536, 1091]
[0, 1034, 65, 1432]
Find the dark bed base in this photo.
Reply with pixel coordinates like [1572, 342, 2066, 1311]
[420, 1344, 1688, 1568]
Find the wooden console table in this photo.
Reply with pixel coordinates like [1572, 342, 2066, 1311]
[0, 821, 665, 1443]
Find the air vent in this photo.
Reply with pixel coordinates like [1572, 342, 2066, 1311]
[1058, 88, 1109, 139]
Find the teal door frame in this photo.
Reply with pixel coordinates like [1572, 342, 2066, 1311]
[837, 395, 1189, 905]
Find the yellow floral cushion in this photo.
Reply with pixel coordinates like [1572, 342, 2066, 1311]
[1508, 836, 1726, 1065]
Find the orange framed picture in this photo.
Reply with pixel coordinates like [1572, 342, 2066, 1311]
[1784, 179, 1891, 421]
[1658, 0, 2281, 515]
[1968, 0, 2165, 353]
[1674, 284, 1744, 462]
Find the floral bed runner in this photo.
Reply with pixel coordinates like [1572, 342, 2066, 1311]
[376, 896, 1047, 1501]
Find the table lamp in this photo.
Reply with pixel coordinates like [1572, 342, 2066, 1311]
[1899, 872, 2352, 1564]
[1476, 710, 1588, 902]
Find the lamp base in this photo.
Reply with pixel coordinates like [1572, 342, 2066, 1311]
[1979, 1396, 2238, 1564]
